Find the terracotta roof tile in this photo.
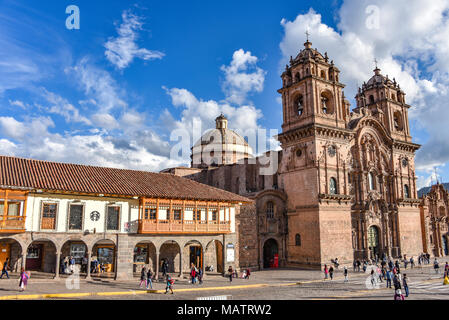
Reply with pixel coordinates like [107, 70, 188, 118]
[0, 155, 251, 203]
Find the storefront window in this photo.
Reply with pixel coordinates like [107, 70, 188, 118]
[97, 247, 114, 265]
[27, 247, 40, 259]
[107, 206, 120, 230]
[133, 246, 148, 263]
[70, 244, 86, 264]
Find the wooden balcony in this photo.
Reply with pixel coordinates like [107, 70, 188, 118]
[138, 219, 231, 234]
[0, 216, 26, 233]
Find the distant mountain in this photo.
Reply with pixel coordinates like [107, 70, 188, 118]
[418, 182, 449, 198]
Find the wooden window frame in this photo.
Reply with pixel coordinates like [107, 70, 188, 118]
[105, 205, 121, 232]
[67, 202, 85, 232]
[39, 201, 58, 231]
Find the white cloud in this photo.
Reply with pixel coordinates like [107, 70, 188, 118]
[67, 58, 128, 114]
[221, 49, 266, 105]
[42, 89, 91, 125]
[104, 10, 164, 70]
[8, 100, 26, 109]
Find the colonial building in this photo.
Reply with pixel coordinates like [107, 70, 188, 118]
[0, 155, 250, 279]
[420, 183, 449, 257]
[166, 39, 426, 270]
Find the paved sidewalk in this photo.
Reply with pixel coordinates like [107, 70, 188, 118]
[0, 259, 444, 300]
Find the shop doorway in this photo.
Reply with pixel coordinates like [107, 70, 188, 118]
[189, 245, 203, 270]
[25, 240, 57, 274]
[92, 240, 116, 275]
[263, 238, 278, 268]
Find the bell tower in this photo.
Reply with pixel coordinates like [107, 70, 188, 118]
[278, 39, 350, 134]
[354, 65, 412, 143]
[277, 38, 354, 269]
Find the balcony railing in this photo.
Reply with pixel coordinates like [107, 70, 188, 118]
[138, 219, 231, 234]
[0, 216, 26, 232]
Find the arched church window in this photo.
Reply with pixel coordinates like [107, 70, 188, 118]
[393, 111, 403, 131]
[321, 96, 328, 114]
[295, 73, 300, 82]
[368, 172, 375, 190]
[329, 177, 338, 195]
[404, 184, 410, 199]
[320, 70, 326, 79]
[320, 92, 333, 114]
[369, 95, 375, 104]
[266, 201, 274, 219]
[306, 68, 309, 75]
[336, 75, 339, 82]
[295, 94, 304, 116]
[295, 234, 301, 246]
[328, 70, 333, 80]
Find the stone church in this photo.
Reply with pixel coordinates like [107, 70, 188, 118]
[164, 39, 435, 270]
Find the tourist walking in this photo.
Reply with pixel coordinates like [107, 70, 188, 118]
[386, 269, 392, 288]
[402, 274, 409, 297]
[190, 263, 197, 284]
[329, 266, 334, 280]
[139, 266, 146, 288]
[363, 261, 367, 273]
[356, 260, 361, 272]
[69, 256, 75, 273]
[228, 266, 233, 282]
[245, 268, 251, 280]
[370, 269, 376, 287]
[0, 258, 10, 279]
[344, 266, 348, 282]
[410, 257, 415, 268]
[19, 267, 29, 292]
[198, 268, 203, 284]
[377, 266, 383, 283]
[162, 259, 168, 278]
[394, 289, 405, 300]
[146, 268, 153, 289]
[434, 258, 440, 274]
[324, 264, 329, 279]
[82, 255, 88, 273]
[165, 274, 174, 294]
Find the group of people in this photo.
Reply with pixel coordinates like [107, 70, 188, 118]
[190, 263, 203, 284]
[139, 265, 154, 289]
[1, 258, 29, 291]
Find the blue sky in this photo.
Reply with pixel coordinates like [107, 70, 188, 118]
[1, 0, 449, 189]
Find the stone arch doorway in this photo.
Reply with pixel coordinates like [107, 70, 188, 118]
[92, 239, 116, 276]
[60, 239, 88, 275]
[368, 225, 380, 260]
[184, 240, 203, 271]
[0, 238, 24, 274]
[160, 240, 181, 276]
[26, 239, 57, 275]
[263, 238, 279, 268]
[442, 234, 448, 256]
[205, 240, 223, 273]
[133, 241, 157, 275]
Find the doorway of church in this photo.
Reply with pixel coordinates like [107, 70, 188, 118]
[263, 239, 278, 268]
[368, 226, 380, 260]
[442, 235, 448, 256]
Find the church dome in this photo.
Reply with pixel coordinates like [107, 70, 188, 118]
[191, 114, 253, 168]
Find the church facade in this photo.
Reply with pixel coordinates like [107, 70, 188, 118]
[166, 39, 432, 270]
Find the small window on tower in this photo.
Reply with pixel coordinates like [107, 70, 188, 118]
[393, 111, 403, 131]
[369, 95, 375, 104]
[295, 73, 300, 82]
[404, 184, 410, 199]
[329, 177, 338, 195]
[320, 70, 326, 79]
[321, 97, 328, 113]
[296, 95, 304, 116]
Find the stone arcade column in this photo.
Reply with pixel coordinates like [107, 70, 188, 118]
[54, 251, 61, 279]
[178, 249, 183, 278]
[114, 234, 134, 280]
[201, 243, 206, 280]
[155, 250, 160, 280]
[86, 251, 92, 279]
